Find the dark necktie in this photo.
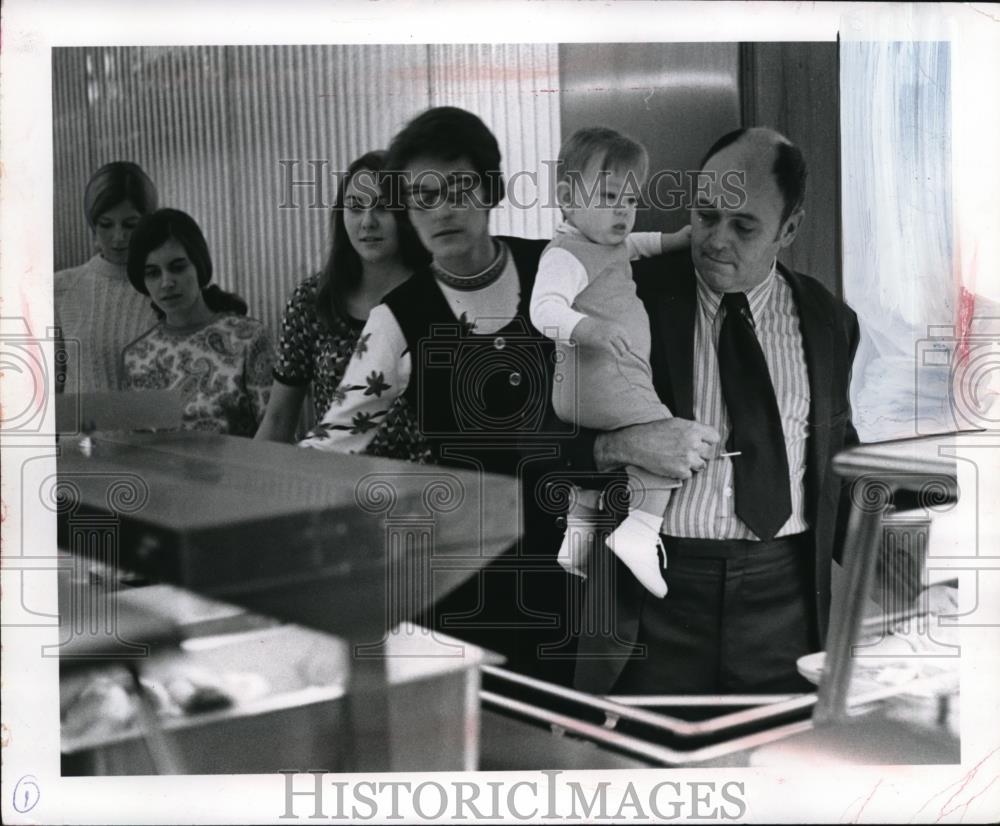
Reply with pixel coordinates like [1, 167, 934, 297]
[717, 292, 791, 541]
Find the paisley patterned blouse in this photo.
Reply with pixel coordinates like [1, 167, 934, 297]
[122, 314, 274, 436]
[273, 273, 430, 462]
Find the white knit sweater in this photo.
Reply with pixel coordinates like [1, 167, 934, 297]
[54, 254, 159, 393]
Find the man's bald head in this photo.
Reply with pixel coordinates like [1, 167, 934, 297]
[690, 127, 807, 293]
[699, 127, 807, 225]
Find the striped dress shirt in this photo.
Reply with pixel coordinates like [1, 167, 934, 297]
[661, 263, 812, 540]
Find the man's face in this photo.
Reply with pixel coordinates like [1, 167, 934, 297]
[690, 138, 802, 293]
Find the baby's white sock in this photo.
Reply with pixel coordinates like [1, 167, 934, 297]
[557, 509, 598, 579]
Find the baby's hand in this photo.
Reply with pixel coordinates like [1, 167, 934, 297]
[661, 224, 692, 253]
[572, 317, 631, 358]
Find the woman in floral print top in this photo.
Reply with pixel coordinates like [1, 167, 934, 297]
[122, 208, 273, 436]
[255, 151, 431, 462]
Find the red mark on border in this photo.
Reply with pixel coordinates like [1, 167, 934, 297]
[910, 745, 1000, 823]
[956, 284, 977, 364]
[854, 778, 883, 823]
[841, 778, 884, 823]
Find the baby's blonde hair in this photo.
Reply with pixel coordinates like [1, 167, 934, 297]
[557, 126, 649, 186]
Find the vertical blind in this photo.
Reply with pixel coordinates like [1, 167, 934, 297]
[52, 44, 561, 336]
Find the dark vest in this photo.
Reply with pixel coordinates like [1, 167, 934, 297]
[387, 237, 575, 685]
[382, 236, 551, 477]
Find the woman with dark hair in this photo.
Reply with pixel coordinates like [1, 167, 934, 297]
[255, 151, 430, 460]
[121, 208, 274, 436]
[54, 161, 160, 393]
[300, 107, 568, 679]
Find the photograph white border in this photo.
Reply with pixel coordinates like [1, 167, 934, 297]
[2, 1, 999, 823]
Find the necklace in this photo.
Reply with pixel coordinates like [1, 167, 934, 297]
[430, 240, 508, 291]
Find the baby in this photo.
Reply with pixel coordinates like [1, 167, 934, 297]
[530, 127, 690, 597]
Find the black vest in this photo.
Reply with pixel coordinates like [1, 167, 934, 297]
[382, 236, 551, 476]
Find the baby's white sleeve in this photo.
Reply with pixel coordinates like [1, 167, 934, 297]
[529, 248, 590, 342]
[626, 232, 663, 260]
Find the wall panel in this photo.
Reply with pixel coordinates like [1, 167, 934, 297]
[559, 43, 741, 234]
[742, 42, 841, 297]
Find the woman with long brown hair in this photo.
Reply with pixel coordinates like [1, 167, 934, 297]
[255, 150, 430, 459]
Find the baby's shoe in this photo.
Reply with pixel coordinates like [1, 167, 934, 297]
[606, 513, 668, 597]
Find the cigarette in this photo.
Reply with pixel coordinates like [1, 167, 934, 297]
[718, 451, 742, 458]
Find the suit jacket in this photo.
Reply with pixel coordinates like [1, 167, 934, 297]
[572, 249, 861, 695]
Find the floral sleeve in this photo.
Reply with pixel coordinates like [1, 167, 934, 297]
[298, 304, 411, 453]
[244, 322, 276, 425]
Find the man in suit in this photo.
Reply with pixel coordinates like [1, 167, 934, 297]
[566, 127, 860, 695]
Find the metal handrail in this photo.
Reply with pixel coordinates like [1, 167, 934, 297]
[608, 693, 802, 706]
[480, 690, 815, 766]
[482, 665, 815, 739]
[480, 668, 955, 766]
